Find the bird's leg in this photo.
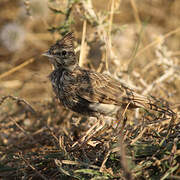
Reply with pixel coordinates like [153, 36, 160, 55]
[83, 115, 105, 143]
[114, 107, 127, 135]
[72, 115, 105, 148]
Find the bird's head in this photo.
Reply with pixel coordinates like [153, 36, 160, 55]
[43, 32, 77, 70]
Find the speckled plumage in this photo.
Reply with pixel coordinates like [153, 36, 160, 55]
[43, 32, 153, 117]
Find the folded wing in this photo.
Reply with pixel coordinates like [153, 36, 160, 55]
[75, 70, 150, 109]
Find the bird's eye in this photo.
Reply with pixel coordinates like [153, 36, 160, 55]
[62, 50, 67, 56]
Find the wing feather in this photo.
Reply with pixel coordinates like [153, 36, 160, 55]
[76, 71, 132, 106]
[65, 68, 150, 109]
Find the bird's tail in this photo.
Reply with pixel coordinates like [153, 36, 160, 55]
[129, 92, 176, 119]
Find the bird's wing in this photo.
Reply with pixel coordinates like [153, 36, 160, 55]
[75, 70, 149, 108]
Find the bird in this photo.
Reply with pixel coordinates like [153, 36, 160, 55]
[42, 32, 176, 147]
[42, 32, 172, 119]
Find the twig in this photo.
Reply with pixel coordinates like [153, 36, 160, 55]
[118, 123, 133, 180]
[100, 149, 111, 172]
[0, 95, 36, 113]
[18, 152, 48, 180]
[79, 20, 87, 67]
[9, 117, 46, 149]
[0, 58, 35, 80]
[136, 27, 180, 58]
[130, 127, 147, 145]
[9, 117, 27, 134]
[105, 0, 115, 72]
[142, 68, 174, 95]
[108, 0, 115, 38]
[130, 0, 141, 30]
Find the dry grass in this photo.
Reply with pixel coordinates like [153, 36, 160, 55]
[0, 0, 180, 179]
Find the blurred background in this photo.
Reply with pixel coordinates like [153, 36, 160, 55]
[0, 0, 180, 179]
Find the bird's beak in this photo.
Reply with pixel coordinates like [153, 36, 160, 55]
[42, 51, 53, 58]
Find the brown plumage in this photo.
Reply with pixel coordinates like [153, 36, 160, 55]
[42, 32, 158, 117]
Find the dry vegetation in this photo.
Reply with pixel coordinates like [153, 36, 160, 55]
[0, 0, 180, 179]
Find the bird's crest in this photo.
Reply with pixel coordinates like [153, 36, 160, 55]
[57, 32, 74, 49]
